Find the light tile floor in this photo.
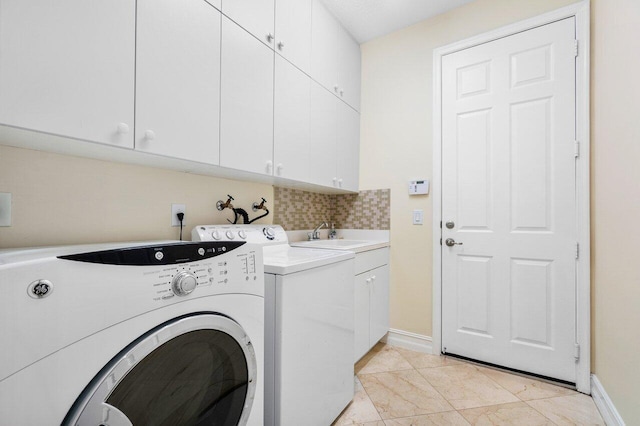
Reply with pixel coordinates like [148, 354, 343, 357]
[333, 343, 604, 426]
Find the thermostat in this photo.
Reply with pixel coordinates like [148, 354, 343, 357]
[409, 180, 429, 195]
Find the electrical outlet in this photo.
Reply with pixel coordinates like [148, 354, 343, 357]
[0, 193, 12, 227]
[171, 204, 185, 227]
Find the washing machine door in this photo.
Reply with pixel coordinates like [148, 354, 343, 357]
[65, 314, 257, 426]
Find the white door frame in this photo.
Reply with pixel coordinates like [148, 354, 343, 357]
[432, 1, 591, 393]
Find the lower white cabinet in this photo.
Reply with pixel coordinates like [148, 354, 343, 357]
[354, 248, 390, 361]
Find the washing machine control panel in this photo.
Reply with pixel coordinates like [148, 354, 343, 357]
[192, 224, 289, 245]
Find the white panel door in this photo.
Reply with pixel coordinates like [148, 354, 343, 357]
[275, 0, 312, 74]
[0, 0, 135, 147]
[274, 56, 310, 181]
[336, 101, 360, 191]
[222, 0, 275, 48]
[308, 82, 336, 187]
[136, 0, 221, 164]
[220, 18, 274, 175]
[441, 18, 577, 382]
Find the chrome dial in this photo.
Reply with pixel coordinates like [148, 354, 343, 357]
[172, 271, 198, 296]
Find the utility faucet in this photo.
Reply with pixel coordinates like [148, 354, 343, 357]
[308, 222, 328, 240]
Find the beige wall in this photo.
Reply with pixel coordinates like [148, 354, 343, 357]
[361, 0, 640, 422]
[0, 145, 273, 248]
[591, 0, 640, 422]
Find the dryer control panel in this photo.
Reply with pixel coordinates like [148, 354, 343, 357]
[56, 241, 263, 301]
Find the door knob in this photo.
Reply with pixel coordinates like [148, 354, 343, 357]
[445, 238, 463, 247]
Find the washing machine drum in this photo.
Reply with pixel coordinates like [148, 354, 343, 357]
[64, 314, 257, 426]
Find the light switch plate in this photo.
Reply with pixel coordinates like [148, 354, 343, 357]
[0, 192, 12, 227]
[413, 209, 423, 225]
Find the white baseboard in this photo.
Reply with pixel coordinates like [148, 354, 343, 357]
[591, 374, 626, 426]
[382, 328, 434, 354]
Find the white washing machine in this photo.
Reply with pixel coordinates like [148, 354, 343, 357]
[0, 240, 264, 425]
[192, 225, 355, 426]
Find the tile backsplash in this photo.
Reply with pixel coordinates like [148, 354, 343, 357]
[273, 187, 390, 231]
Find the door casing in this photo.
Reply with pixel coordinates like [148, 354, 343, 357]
[432, 0, 591, 393]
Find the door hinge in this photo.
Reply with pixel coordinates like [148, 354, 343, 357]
[574, 343, 581, 361]
[574, 39, 579, 57]
[440, 238, 442, 246]
[575, 242, 580, 259]
[574, 140, 580, 158]
[440, 220, 442, 229]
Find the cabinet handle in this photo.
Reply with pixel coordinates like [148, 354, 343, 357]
[333, 177, 338, 187]
[117, 123, 130, 134]
[276, 163, 283, 175]
[266, 160, 273, 174]
[266, 33, 274, 43]
[334, 85, 339, 93]
[144, 130, 156, 141]
[277, 41, 285, 50]
[366, 278, 372, 284]
[371, 275, 376, 281]
[340, 88, 344, 97]
[338, 178, 343, 187]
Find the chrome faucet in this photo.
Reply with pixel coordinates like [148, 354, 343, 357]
[308, 221, 328, 240]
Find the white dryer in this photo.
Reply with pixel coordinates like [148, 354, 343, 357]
[193, 225, 355, 426]
[0, 240, 264, 425]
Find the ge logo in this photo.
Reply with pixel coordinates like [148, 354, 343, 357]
[28, 280, 53, 299]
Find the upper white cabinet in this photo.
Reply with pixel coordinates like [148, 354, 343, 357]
[0, 1, 360, 192]
[309, 82, 337, 187]
[309, 81, 360, 191]
[310, 0, 338, 95]
[135, 0, 221, 164]
[336, 100, 360, 190]
[310, 0, 361, 112]
[275, 0, 313, 74]
[274, 56, 311, 182]
[337, 26, 362, 112]
[0, 0, 135, 148]
[220, 18, 275, 175]
[222, 0, 275, 48]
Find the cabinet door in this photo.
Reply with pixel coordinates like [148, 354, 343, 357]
[275, 0, 312, 73]
[369, 265, 390, 347]
[337, 26, 361, 111]
[0, 0, 135, 147]
[136, 0, 221, 164]
[310, 0, 338, 94]
[274, 56, 310, 181]
[308, 82, 336, 186]
[222, 0, 275, 48]
[336, 101, 360, 191]
[354, 273, 371, 362]
[220, 18, 274, 175]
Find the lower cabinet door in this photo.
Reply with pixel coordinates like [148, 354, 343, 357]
[369, 265, 390, 347]
[354, 273, 371, 362]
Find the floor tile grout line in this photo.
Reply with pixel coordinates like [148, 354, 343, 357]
[353, 375, 385, 423]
